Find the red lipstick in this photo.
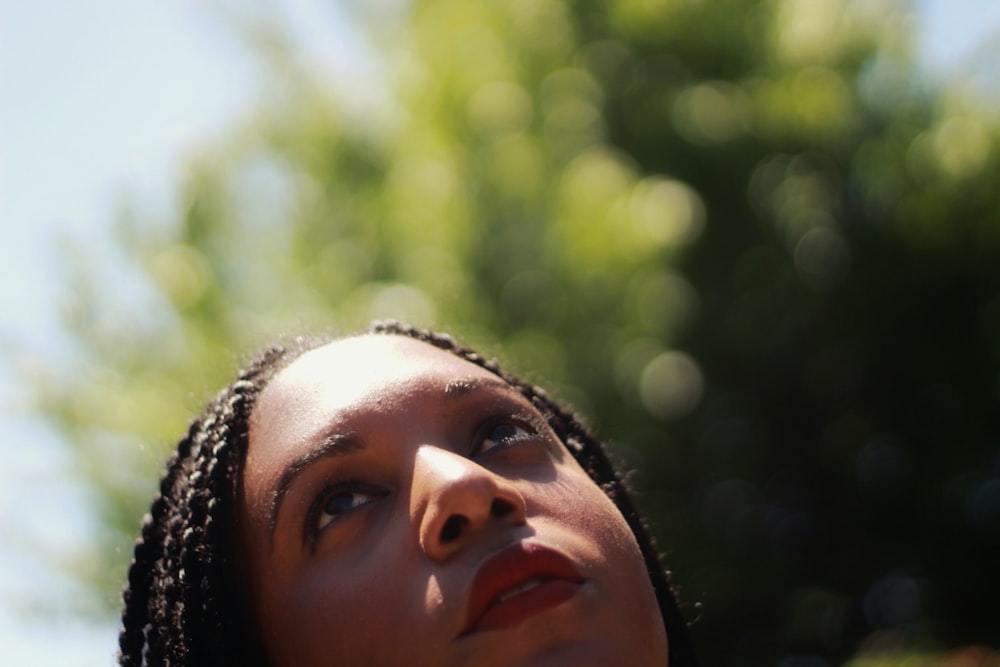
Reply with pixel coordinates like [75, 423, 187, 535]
[461, 542, 585, 636]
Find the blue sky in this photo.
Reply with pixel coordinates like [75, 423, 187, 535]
[0, 1, 998, 664]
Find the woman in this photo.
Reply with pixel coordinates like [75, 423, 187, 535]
[118, 321, 698, 666]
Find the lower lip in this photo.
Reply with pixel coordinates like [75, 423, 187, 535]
[465, 580, 582, 635]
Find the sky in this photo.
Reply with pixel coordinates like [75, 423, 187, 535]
[0, 1, 998, 664]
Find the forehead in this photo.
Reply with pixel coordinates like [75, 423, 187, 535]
[249, 335, 503, 451]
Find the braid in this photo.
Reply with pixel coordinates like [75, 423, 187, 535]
[118, 344, 311, 666]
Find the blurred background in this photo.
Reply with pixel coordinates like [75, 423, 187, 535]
[3, 1, 1000, 665]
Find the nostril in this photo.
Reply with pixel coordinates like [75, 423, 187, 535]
[489, 498, 516, 519]
[436, 500, 519, 545]
[440, 515, 468, 543]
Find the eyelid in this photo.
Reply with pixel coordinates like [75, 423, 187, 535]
[471, 413, 546, 457]
[304, 480, 387, 545]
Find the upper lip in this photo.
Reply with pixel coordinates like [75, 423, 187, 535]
[460, 542, 585, 636]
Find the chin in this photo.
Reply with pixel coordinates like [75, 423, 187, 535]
[500, 640, 642, 667]
[452, 616, 664, 667]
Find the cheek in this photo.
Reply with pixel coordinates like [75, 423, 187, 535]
[536, 469, 640, 557]
[525, 469, 655, 622]
[254, 556, 430, 666]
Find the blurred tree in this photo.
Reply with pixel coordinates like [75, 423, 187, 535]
[24, 0, 1000, 665]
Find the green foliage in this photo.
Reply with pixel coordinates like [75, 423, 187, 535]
[27, 0, 1000, 664]
[845, 645, 1000, 667]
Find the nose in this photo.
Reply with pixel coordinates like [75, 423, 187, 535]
[412, 446, 527, 562]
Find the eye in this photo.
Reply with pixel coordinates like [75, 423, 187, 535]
[314, 482, 387, 533]
[474, 419, 537, 456]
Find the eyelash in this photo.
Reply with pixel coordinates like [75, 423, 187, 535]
[306, 414, 545, 540]
[308, 481, 388, 536]
[471, 416, 542, 457]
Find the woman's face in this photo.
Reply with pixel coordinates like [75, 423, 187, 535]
[238, 335, 668, 667]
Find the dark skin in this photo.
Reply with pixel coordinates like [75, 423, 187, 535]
[236, 335, 669, 666]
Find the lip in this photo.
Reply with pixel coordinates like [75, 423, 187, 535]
[460, 542, 585, 637]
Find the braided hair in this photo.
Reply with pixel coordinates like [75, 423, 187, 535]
[118, 322, 698, 666]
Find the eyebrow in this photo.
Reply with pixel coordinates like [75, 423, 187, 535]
[443, 376, 523, 399]
[267, 431, 365, 539]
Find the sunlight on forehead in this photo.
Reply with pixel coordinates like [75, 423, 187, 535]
[250, 335, 500, 456]
[272, 335, 494, 404]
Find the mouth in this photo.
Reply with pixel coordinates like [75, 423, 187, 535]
[460, 543, 585, 637]
[495, 577, 546, 602]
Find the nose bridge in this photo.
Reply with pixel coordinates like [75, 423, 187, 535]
[411, 446, 500, 521]
[412, 445, 526, 561]
[415, 445, 481, 490]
